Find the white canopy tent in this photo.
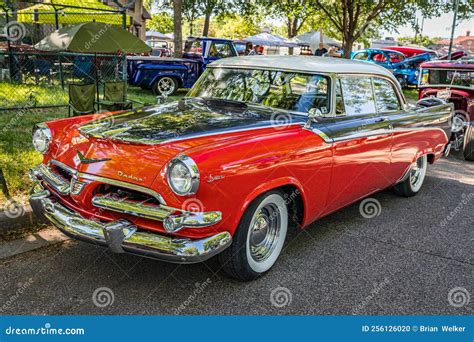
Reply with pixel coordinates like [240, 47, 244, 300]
[293, 30, 341, 52]
[244, 32, 299, 48]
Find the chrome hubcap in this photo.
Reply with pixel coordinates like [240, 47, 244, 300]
[158, 78, 174, 95]
[410, 158, 424, 188]
[249, 204, 281, 262]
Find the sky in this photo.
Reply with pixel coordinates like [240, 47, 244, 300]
[384, 12, 473, 39]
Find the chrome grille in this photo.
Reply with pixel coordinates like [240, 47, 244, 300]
[70, 178, 86, 196]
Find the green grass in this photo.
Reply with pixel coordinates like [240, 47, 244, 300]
[402, 88, 419, 104]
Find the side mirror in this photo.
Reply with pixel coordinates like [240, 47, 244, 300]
[304, 108, 323, 128]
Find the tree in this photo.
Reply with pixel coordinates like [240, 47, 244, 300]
[172, 0, 183, 57]
[148, 12, 174, 33]
[182, 0, 201, 36]
[309, 0, 474, 58]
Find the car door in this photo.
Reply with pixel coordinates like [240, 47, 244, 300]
[322, 75, 393, 213]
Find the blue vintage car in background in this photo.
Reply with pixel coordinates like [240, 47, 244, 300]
[351, 48, 432, 87]
[128, 37, 238, 95]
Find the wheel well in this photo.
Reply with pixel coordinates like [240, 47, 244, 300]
[427, 153, 435, 164]
[276, 185, 304, 229]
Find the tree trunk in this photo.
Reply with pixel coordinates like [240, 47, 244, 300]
[203, 12, 211, 36]
[173, 0, 182, 58]
[189, 21, 193, 36]
[342, 37, 354, 59]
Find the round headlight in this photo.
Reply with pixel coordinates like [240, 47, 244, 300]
[166, 155, 199, 196]
[32, 123, 52, 154]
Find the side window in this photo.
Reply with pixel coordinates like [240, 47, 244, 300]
[339, 76, 376, 116]
[353, 52, 368, 60]
[209, 42, 234, 58]
[373, 78, 401, 112]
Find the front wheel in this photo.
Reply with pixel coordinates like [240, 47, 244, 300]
[219, 191, 288, 281]
[152, 76, 178, 96]
[463, 125, 474, 161]
[394, 155, 428, 197]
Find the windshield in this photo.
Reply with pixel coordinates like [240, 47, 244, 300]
[188, 68, 331, 115]
[421, 69, 473, 88]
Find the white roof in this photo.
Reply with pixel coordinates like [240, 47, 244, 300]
[210, 55, 396, 80]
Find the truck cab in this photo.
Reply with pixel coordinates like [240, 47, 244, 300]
[128, 37, 238, 96]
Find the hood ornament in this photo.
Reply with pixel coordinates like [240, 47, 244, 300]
[76, 150, 111, 164]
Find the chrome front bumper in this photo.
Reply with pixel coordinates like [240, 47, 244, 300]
[29, 188, 232, 264]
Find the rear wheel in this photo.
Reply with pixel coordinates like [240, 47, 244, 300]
[219, 191, 288, 281]
[394, 155, 428, 197]
[153, 76, 178, 96]
[463, 125, 474, 161]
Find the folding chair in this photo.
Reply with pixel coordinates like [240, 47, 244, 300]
[68, 83, 97, 117]
[98, 81, 133, 112]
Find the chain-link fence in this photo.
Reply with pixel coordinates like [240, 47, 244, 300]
[0, 0, 133, 110]
[0, 51, 126, 109]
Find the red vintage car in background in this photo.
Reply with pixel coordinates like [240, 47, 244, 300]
[419, 59, 474, 160]
[29, 56, 452, 280]
[385, 46, 438, 58]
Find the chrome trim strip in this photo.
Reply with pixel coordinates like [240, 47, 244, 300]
[31, 195, 231, 264]
[307, 128, 333, 143]
[30, 164, 70, 196]
[91, 195, 222, 232]
[78, 173, 167, 205]
[43, 160, 168, 205]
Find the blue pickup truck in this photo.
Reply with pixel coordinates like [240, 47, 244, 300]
[127, 37, 238, 95]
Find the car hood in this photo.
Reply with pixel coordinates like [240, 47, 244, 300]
[49, 99, 306, 189]
[78, 98, 306, 145]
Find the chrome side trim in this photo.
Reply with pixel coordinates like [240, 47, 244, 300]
[31, 195, 231, 264]
[307, 127, 333, 143]
[166, 154, 200, 196]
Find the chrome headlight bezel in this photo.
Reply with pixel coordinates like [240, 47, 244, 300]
[166, 155, 200, 196]
[32, 123, 52, 154]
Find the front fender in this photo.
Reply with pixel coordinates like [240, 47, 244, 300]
[239, 176, 309, 228]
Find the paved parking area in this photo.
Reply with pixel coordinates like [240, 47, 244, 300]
[0, 152, 472, 315]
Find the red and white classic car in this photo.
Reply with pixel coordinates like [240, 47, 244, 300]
[30, 56, 452, 280]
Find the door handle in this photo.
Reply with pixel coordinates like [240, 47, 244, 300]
[375, 116, 388, 122]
